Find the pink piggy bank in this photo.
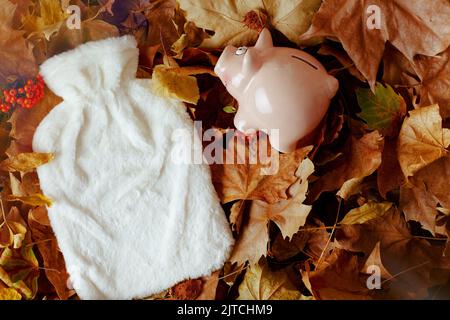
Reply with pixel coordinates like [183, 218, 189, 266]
[214, 29, 339, 153]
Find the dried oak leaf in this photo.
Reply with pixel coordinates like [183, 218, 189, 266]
[309, 131, 384, 200]
[356, 83, 406, 137]
[0, 0, 37, 86]
[299, 0, 450, 89]
[28, 207, 73, 300]
[229, 157, 314, 264]
[413, 47, 450, 118]
[397, 104, 450, 178]
[211, 135, 312, 204]
[336, 208, 450, 299]
[238, 260, 307, 300]
[179, 0, 322, 48]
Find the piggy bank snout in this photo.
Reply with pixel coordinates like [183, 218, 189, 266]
[214, 45, 236, 78]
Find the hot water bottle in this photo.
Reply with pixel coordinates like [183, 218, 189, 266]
[33, 36, 234, 300]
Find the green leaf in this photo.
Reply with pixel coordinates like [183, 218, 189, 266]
[356, 83, 406, 136]
[223, 105, 237, 114]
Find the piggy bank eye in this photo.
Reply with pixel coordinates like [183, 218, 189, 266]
[235, 47, 248, 56]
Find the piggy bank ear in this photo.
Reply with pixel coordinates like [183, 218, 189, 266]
[255, 28, 273, 50]
[326, 76, 339, 99]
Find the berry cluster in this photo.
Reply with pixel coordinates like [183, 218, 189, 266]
[0, 75, 45, 113]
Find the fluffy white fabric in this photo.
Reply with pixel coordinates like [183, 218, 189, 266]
[33, 36, 234, 300]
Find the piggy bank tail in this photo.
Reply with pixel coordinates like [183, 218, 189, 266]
[326, 76, 339, 99]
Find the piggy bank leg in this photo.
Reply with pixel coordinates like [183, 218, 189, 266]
[234, 110, 257, 136]
[268, 130, 297, 153]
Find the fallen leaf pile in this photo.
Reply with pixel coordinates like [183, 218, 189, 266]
[0, 0, 449, 300]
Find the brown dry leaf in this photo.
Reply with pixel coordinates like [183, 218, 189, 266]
[237, 260, 307, 300]
[179, 0, 322, 48]
[270, 229, 309, 261]
[336, 208, 450, 299]
[341, 201, 393, 225]
[413, 47, 450, 118]
[28, 207, 72, 300]
[171, 21, 209, 58]
[259, 158, 314, 240]
[301, 220, 334, 263]
[0, 206, 27, 249]
[229, 200, 270, 265]
[196, 271, 220, 300]
[310, 131, 384, 200]
[5, 194, 53, 207]
[377, 137, 406, 198]
[308, 249, 371, 300]
[411, 156, 450, 211]
[382, 43, 417, 86]
[211, 135, 312, 204]
[400, 185, 438, 234]
[318, 43, 365, 82]
[0, 0, 37, 86]
[229, 200, 246, 233]
[7, 88, 61, 157]
[299, 0, 450, 89]
[170, 279, 203, 300]
[222, 262, 246, 288]
[397, 104, 450, 178]
[0, 153, 54, 173]
[46, 20, 119, 59]
[141, 0, 185, 48]
[229, 157, 314, 264]
[400, 156, 450, 234]
[363, 241, 394, 280]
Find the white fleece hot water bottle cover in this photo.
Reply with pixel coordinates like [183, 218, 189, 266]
[33, 36, 234, 300]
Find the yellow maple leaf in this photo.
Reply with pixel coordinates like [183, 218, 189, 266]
[5, 194, 53, 207]
[152, 64, 214, 105]
[0, 152, 54, 173]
